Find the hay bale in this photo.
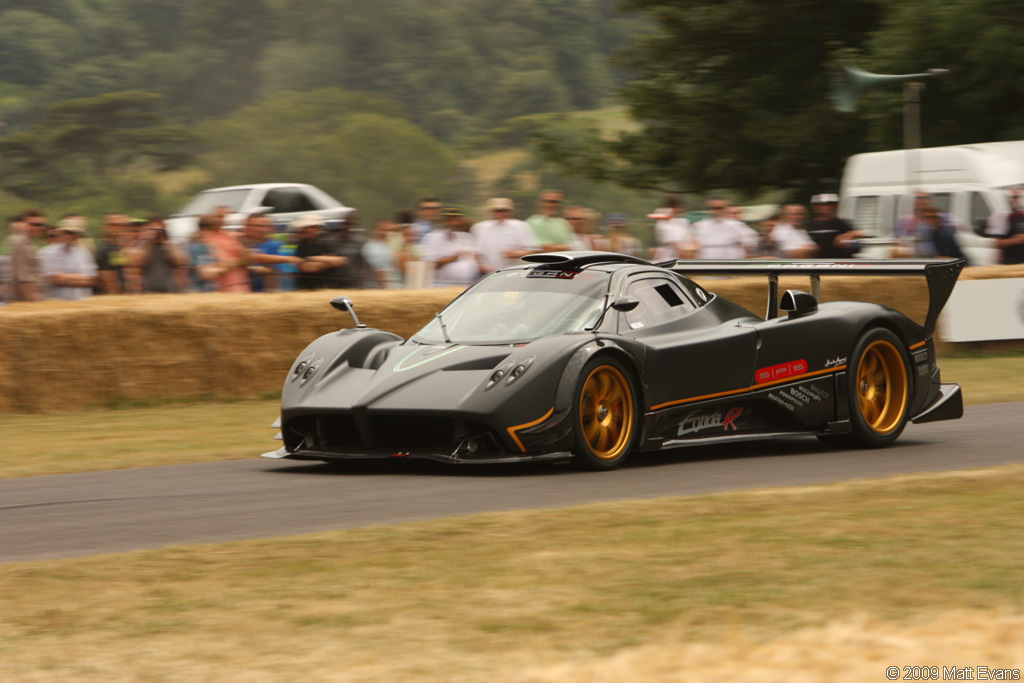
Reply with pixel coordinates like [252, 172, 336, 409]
[1, 264, 1019, 414]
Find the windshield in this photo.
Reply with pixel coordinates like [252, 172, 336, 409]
[414, 269, 609, 345]
[178, 189, 251, 216]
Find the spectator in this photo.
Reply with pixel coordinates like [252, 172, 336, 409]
[3, 215, 43, 302]
[526, 190, 573, 252]
[94, 214, 131, 295]
[565, 205, 597, 251]
[728, 206, 763, 255]
[809, 194, 861, 258]
[241, 214, 301, 292]
[410, 198, 443, 242]
[422, 207, 484, 287]
[134, 215, 187, 293]
[897, 192, 967, 260]
[919, 206, 967, 260]
[471, 198, 540, 271]
[362, 219, 400, 288]
[751, 213, 781, 258]
[895, 191, 935, 258]
[38, 218, 98, 300]
[186, 216, 222, 292]
[604, 213, 642, 256]
[985, 187, 1024, 265]
[771, 204, 818, 258]
[650, 194, 693, 260]
[690, 198, 750, 258]
[292, 215, 348, 290]
[321, 213, 366, 288]
[202, 212, 251, 292]
[23, 209, 50, 244]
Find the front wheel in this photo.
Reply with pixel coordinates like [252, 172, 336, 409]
[572, 357, 639, 470]
[844, 328, 912, 448]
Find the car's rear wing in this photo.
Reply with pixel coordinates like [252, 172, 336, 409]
[668, 258, 966, 336]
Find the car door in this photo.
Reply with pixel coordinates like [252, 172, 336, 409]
[617, 274, 758, 412]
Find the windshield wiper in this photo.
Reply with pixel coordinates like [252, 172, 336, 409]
[435, 311, 452, 344]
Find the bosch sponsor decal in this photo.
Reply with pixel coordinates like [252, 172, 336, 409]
[767, 384, 829, 412]
[677, 406, 744, 436]
[755, 359, 808, 384]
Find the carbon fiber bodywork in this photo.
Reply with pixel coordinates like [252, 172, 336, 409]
[263, 253, 964, 467]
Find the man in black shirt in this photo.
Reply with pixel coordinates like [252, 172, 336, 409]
[292, 215, 348, 290]
[808, 194, 862, 259]
[986, 188, 1024, 265]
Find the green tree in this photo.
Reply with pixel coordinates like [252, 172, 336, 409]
[0, 91, 196, 201]
[865, 0, 1024, 147]
[198, 89, 460, 222]
[537, 0, 880, 198]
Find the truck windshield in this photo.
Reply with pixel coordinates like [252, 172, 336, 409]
[413, 270, 608, 345]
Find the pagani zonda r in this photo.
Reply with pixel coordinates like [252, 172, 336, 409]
[263, 252, 964, 470]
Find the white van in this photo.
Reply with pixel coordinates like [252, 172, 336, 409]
[838, 142, 1024, 265]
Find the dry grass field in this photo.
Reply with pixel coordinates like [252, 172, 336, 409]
[0, 466, 1020, 682]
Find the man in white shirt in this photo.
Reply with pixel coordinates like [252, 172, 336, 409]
[39, 218, 99, 300]
[690, 198, 750, 259]
[470, 198, 540, 271]
[650, 194, 693, 260]
[771, 204, 818, 258]
[422, 207, 484, 286]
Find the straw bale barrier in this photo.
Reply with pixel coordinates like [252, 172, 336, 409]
[1, 264, 1022, 414]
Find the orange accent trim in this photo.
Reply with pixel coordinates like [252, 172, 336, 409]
[650, 366, 847, 412]
[909, 341, 927, 351]
[507, 407, 555, 452]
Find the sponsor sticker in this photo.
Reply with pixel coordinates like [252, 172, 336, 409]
[676, 406, 743, 437]
[755, 359, 808, 384]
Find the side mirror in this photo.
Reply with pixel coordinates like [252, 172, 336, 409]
[779, 290, 818, 319]
[330, 296, 367, 328]
[611, 296, 640, 312]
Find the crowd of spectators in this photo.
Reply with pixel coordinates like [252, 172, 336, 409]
[2, 187, 1020, 303]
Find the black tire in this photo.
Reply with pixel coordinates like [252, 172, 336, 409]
[843, 328, 912, 448]
[571, 357, 639, 470]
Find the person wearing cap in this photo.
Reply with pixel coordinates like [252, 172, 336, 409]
[292, 214, 349, 290]
[3, 214, 43, 302]
[526, 190, 573, 252]
[809, 194, 862, 259]
[470, 198, 540, 271]
[422, 207, 484, 286]
[38, 218, 98, 300]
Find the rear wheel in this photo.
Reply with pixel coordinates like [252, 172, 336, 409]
[572, 357, 638, 470]
[825, 328, 911, 449]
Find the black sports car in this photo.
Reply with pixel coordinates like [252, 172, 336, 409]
[263, 252, 965, 469]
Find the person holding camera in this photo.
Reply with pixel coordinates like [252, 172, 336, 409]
[134, 215, 187, 293]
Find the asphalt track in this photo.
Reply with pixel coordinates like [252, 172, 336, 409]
[2, 401, 1022, 564]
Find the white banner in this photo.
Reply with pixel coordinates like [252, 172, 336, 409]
[940, 278, 1024, 342]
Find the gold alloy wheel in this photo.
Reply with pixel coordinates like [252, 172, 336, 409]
[856, 339, 909, 434]
[580, 364, 635, 460]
